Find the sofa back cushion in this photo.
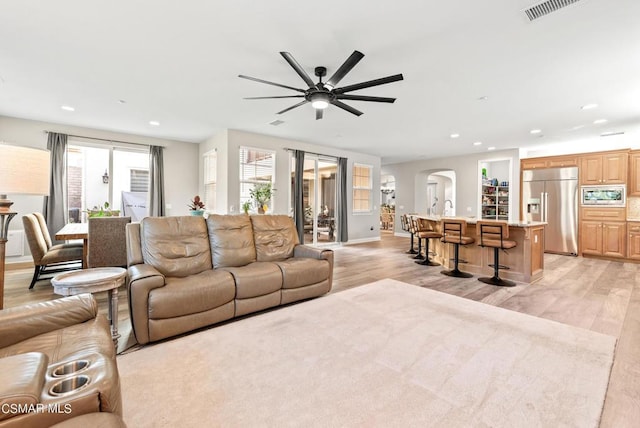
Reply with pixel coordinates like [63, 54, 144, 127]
[207, 214, 257, 268]
[250, 215, 299, 262]
[141, 216, 212, 277]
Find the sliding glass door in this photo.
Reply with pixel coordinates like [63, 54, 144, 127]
[67, 144, 149, 222]
[291, 154, 338, 245]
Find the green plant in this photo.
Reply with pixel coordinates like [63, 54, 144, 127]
[188, 195, 205, 211]
[249, 183, 274, 212]
[242, 201, 251, 214]
[86, 202, 120, 218]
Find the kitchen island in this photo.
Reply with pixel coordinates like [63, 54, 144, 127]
[414, 215, 546, 283]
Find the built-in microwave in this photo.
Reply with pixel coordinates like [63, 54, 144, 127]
[581, 185, 626, 206]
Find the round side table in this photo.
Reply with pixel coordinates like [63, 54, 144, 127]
[51, 267, 127, 346]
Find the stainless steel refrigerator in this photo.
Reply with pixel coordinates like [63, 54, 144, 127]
[522, 167, 578, 255]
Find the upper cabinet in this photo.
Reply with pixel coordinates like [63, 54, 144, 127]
[629, 150, 640, 196]
[579, 151, 628, 185]
[521, 155, 577, 170]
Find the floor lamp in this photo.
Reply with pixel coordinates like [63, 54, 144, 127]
[0, 144, 50, 309]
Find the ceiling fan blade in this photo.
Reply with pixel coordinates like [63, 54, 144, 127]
[238, 75, 305, 93]
[244, 95, 305, 100]
[315, 109, 324, 120]
[333, 74, 404, 94]
[335, 94, 396, 103]
[332, 100, 363, 116]
[277, 100, 309, 115]
[325, 50, 364, 89]
[280, 52, 316, 88]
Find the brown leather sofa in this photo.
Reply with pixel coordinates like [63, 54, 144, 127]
[0, 294, 122, 427]
[126, 214, 334, 345]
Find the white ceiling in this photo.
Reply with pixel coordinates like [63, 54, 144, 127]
[1, 0, 639, 164]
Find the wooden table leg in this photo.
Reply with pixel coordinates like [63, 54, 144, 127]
[107, 287, 120, 346]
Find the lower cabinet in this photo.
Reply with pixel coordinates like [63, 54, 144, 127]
[628, 222, 640, 260]
[580, 221, 626, 258]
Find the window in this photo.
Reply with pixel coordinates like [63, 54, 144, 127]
[239, 147, 275, 211]
[353, 163, 372, 213]
[130, 169, 149, 192]
[67, 144, 149, 222]
[203, 150, 217, 211]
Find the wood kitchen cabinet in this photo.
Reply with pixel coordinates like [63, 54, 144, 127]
[628, 222, 640, 260]
[580, 221, 626, 258]
[580, 207, 626, 258]
[521, 155, 578, 170]
[628, 151, 640, 196]
[580, 151, 628, 185]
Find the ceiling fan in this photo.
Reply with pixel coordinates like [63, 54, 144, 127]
[239, 50, 404, 120]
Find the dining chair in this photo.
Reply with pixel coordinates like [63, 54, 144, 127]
[22, 213, 83, 289]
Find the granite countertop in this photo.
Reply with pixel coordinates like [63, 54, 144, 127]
[414, 214, 547, 227]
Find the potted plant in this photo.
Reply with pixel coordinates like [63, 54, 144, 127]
[86, 202, 120, 218]
[249, 182, 274, 214]
[242, 201, 251, 215]
[188, 195, 206, 216]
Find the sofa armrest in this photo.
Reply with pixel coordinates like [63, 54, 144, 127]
[294, 245, 334, 287]
[0, 294, 97, 349]
[127, 264, 166, 345]
[294, 244, 333, 261]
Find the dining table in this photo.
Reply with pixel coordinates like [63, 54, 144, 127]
[55, 222, 89, 268]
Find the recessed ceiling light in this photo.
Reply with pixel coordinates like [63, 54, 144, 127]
[450, 133, 460, 139]
[477, 96, 488, 101]
[593, 119, 608, 124]
[149, 120, 160, 126]
[487, 146, 496, 151]
[61, 105, 75, 112]
[581, 103, 598, 110]
[530, 129, 542, 134]
[570, 125, 585, 131]
[473, 141, 482, 146]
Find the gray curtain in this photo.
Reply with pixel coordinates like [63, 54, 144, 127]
[336, 157, 348, 242]
[43, 133, 67, 244]
[293, 150, 305, 243]
[148, 145, 165, 217]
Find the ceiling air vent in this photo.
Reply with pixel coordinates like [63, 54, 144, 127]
[524, 0, 582, 21]
[269, 120, 285, 126]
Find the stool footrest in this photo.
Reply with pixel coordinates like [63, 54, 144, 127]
[488, 263, 510, 270]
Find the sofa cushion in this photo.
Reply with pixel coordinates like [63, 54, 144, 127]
[221, 262, 282, 299]
[141, 216, 212, 277]
[207, 214, 256, 268]
[250, 215, 299, 262]
[148, 270, 235, 319]
[275, 258, 331, 289]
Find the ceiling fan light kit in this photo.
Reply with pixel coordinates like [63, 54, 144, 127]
[239, 50, 403, 120]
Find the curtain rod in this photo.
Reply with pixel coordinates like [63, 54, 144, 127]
[43, 131, 151, 148]
[283, 147, 340, 159]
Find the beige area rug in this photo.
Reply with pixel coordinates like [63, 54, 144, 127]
[118, 279, 616, 427]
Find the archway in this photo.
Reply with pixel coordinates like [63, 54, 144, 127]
[414, 169, 456, 216]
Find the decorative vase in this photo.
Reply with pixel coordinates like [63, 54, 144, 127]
[258, 206, 265, 214]
[189, 209, 205, 217]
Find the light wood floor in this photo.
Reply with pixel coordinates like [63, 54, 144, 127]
[4, 230, 638, 427]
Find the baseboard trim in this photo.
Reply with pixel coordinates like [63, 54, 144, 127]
[6, 261, 34, 270]
[342, 236, 381, 245]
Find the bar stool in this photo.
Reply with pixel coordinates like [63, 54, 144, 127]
[476, 220, 517, 287]
[440, 218, 475, 278]
[401, 214, 418, 254]
[413, 217, 442, 266]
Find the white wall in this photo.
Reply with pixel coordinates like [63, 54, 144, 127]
[0, 115, 199, 261]
[383, 148, 520, 233]
[200, 129, 382, 242]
